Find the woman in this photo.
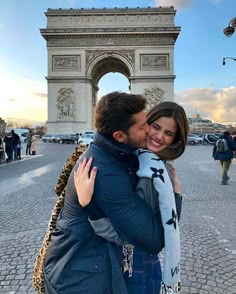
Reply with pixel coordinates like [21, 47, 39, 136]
[31, 132, 37, 155]
[74, 101, 189, 294]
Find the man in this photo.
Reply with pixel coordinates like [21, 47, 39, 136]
[11, 130, 20, 160]
[26, 130, 32, 155]
[213, 131, 236, 185]
[4, 132, 14, 162]
[43, 92, 165, 294]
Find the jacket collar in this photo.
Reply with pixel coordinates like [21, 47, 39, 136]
[93, 132, 138, 164]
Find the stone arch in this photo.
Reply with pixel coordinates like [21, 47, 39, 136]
[41, 7, 180, 134]
[87, 52, 134, 84]
[87, 52, 134, 108]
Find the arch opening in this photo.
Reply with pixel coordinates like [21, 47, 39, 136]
[91, 56, 131, 86]
[98, 72, 130, 99]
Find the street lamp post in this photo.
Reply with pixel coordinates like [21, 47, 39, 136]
[223, 18, 236, 65]
[222, 57, 236, 65]
[223, 17, 236, 37]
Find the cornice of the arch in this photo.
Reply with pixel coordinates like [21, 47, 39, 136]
[41, 32, 180, 46]
[86, 51, 134, 81]
[45, 7, 176, 14]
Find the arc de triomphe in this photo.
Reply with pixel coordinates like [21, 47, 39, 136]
[40, 7, 180, 134]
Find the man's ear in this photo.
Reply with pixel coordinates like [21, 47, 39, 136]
[112, 130, 127, 143]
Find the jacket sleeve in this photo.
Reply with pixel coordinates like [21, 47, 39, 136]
[93, 172, 165, 254]
[89, 218, 126, 246]
[212, 144, 217, 158]
[228, 138, 236, 151]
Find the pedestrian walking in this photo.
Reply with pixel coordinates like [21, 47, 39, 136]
[213, 131, 236, 185]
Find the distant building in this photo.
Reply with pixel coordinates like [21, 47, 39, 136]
[188, 118, 212, 124]
[0, 118, 6, 137]
[188, 115, 227, 135]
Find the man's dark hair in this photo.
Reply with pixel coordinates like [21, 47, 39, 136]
[223, 131, 230, 137]
[95, 92, 147, 136]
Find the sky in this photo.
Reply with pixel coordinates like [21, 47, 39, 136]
[0, 0, 236, 126]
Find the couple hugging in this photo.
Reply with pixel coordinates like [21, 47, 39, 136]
[33, 92, 189, 294]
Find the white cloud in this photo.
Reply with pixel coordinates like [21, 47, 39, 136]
[154, 0, 222, 9]
[175, 86, 236, 123]
[154, 0, 192, 9]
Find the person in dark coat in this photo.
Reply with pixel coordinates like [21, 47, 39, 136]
[43, 92, 166, 294]
[4, 132, 14, 162]
[0, 137, 5, 163]
[11, 130, 20, 160]
[213, 131, 236, 185]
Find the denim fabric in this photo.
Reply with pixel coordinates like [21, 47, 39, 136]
[5, 146, 13, 161]
[124, 250, 162, 294]
[26, 144, 31, 155]
[13, 145, 18, 160]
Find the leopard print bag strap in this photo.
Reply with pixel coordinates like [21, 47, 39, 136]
[32, 192, 65, 293]
[55, 145, 87, 196]
[32, 145, 87, 293]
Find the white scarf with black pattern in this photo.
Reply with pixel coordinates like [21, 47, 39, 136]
[136, 149, 180, 288]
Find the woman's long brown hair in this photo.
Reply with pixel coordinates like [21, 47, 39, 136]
[146, 101, 189, 161]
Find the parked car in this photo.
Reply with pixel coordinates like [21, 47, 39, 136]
[78, 134, 94, 146]
[35, 135, 41, 140]
[42, 134, 55, 142]
[214, 133, 222, 139]
[202, 133, 218, 145]
[58, 134, 78, 144]
[187, 134, 203, 145]
[83, 130, 94, 135]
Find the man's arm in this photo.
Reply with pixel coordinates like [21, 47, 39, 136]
[91, 173, 165, 254]
[228, 138, 236, 151]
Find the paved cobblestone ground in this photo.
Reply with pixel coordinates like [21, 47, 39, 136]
[0, 142, 235, 293]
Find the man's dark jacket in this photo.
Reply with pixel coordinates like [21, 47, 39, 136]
[44, 132, 164, 294]
[213, 133, 236, 161]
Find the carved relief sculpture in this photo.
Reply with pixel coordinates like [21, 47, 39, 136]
[144, 87, 165, 109]
[52, 55, 81, 71]
[57, 88, 75, 119]
[141, 54, 169, 70]
[86, 50, 135, 69]
[48, 36, 175, 47]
